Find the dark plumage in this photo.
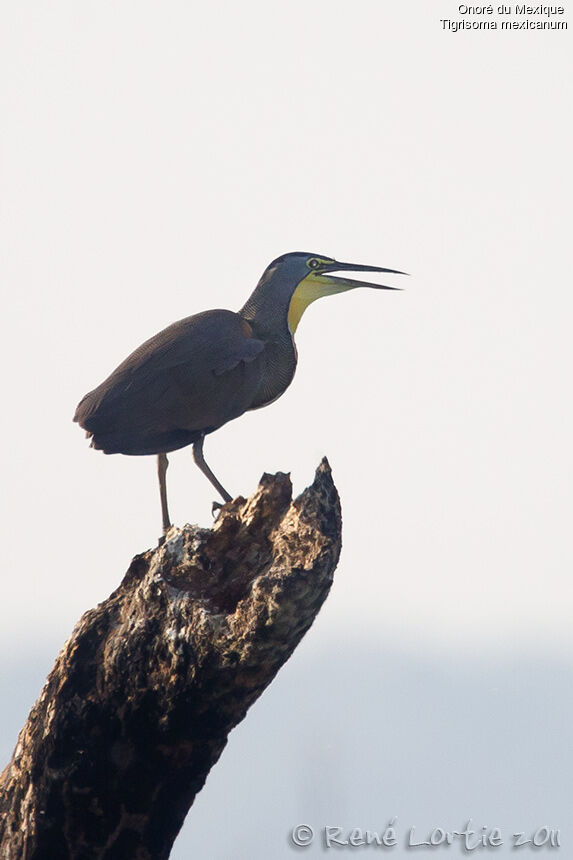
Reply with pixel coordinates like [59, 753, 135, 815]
[75, 251, 403, 532]
[75, 310, 268, 455]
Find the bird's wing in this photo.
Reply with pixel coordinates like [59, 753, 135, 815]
[75, 310, 267, 448]
[105, 310, 264, 381]
[211, 336, 264, 376]
[120, 310, 264, 377]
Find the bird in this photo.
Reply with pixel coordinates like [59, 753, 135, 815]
[74, 252, 404, 533]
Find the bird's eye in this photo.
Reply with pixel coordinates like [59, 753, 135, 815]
[308, 258, 321, 269]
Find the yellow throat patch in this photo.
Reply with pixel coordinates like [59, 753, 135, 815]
[287, 273, 354, 335]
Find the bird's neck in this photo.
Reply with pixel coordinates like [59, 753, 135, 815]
[239, 270, 294, 343]
[240, 271, 298, 409]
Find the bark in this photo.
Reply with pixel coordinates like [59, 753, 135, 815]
[0, 458, 341, 860]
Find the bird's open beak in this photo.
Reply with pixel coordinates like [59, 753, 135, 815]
[289, 259, 405, 334]
[316, 260, 406, 292]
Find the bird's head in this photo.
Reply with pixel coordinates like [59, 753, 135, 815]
[263, 251, 405, 334]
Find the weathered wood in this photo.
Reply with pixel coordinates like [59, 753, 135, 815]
[0, 459, 341, 860]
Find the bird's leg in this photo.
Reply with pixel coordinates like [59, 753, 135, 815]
[157, 452, 172, 533]
[192, 436, 232, 505]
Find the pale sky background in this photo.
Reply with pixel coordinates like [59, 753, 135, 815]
[1, 2, 572, 857]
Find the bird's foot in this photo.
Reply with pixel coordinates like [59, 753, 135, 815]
[211, 500, 223, 517]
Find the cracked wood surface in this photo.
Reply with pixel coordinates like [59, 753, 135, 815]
[0, 458, 341, 860]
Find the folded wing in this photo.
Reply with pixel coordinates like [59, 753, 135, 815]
[74, 310, 266, 455]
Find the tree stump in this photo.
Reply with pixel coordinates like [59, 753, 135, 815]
[0, 458, 341, 859]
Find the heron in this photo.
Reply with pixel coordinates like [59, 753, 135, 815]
[74, 252, 404, 532]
